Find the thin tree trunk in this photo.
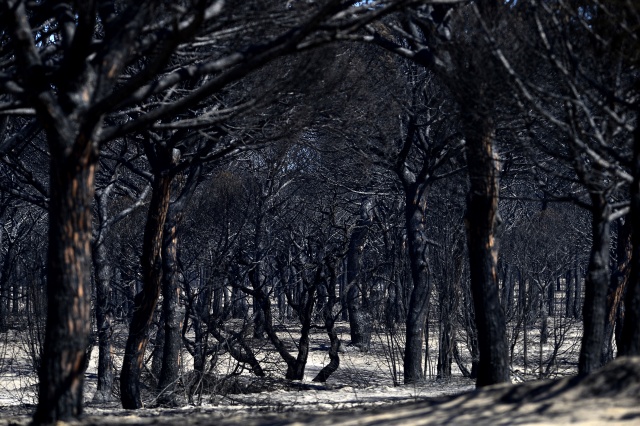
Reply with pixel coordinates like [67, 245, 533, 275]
[565, 269, 574, 318]
[313, 263, 341, 382]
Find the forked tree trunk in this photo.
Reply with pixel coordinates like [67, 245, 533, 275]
[463, 113, 510, 387]
[578, 194, 610, 375]
[120, 173, 172, 409]
[313, 261, 341, 382]
[33, 141, 96, 423]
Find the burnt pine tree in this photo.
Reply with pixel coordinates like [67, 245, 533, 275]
[363, 1, 511, 386]
[489, 0, 637, 371]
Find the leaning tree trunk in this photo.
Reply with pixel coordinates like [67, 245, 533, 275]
[403, 183, 431, 384]
[120, 172, 172, 409]
[463, 113, 510, 388]
[578, 193, 610, 375]
[33, 138, 97, 423]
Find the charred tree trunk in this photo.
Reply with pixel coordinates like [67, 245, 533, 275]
[33, 137, 97, 423]
[578, 194, 610, 375]
[603, 218, 630, 363]
[92, 239, 114, 403]
[346, 199, 373, 349]
[463, 112, 509, 387]
[403, 183, 431, 384]
[157, 167, 199, 406]
[120, 171, 172, 409]
[313, 261, 341, 383]
[500, 263, 513, 318]
[156, 219, 182, 406]
[565, 269, 575, 318]
[91, 181, 120, 403]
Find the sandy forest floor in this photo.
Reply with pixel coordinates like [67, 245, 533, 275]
[1, 324, 640, 425]
[2, 359, 640, 425]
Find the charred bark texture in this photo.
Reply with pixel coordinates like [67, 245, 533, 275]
[157, 167, 199, 406]
[403, 183, 431, 384]
[120, 172, 172, 409]
[156, 219, 182, 406]
[463, 112, 509, 387]
[92, 239, 114, 403]
[602, 219, 630, 363]
[578, 194, 610, 375]
[33, 139, 96, 423]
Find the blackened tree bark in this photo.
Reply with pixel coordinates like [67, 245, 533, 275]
[92, 231, 114, 403]
[362, 0, 511, 388]
[602, 218, 630, 363]
[156, 166, 201, 406]
[313, 257, 341, 382]
[2, 1, 103, 420]
[1, 2, 179, 421]
[575, 180, 612, 373]
[92, 168, 148, 403]
[120, 164, 173, 409]
[156, 208, 183, 405]
[463, 109, 510, 387]
[0, 1, 493, 420]
[252, 271, 316, 380]
[34, 133, 97, 423]
[402, 178, 431, 383]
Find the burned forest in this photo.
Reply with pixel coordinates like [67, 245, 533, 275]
[0, 1, 639, 425]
